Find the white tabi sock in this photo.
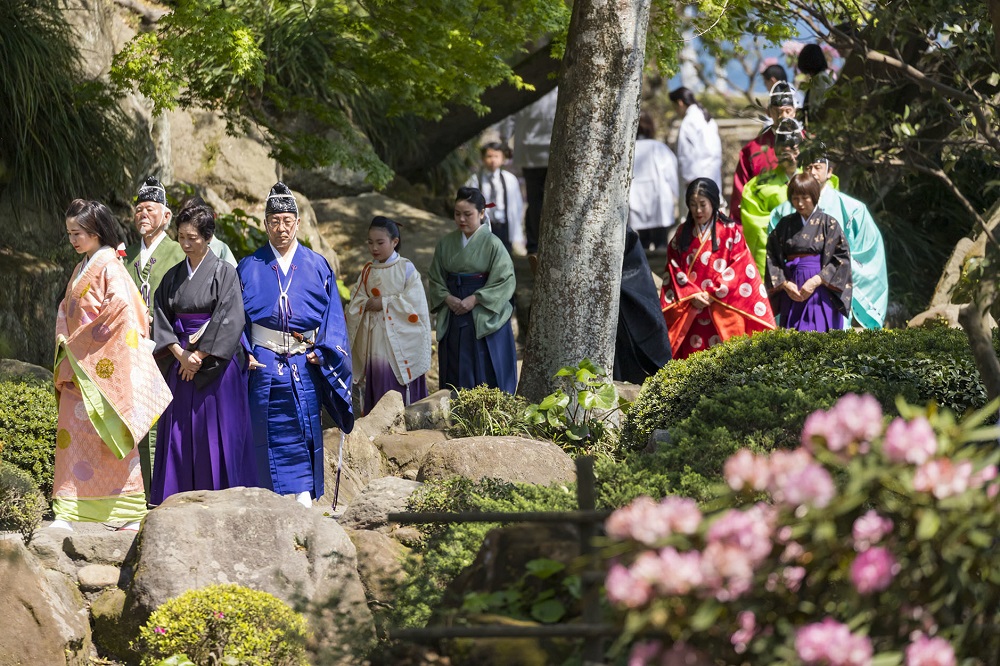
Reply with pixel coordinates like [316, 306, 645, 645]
[296, 491, 312, 508]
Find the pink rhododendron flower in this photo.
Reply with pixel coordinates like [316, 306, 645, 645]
[970, 464, 998, 487]
[913, 459, 974, 499]
[701, 542, 754, 600]
[605, 563, 652, 608]
[724, 448, 771, 491]
[731, 610, 756, 654]
[783, 565, 806, 591]
[883, 417, 937, 464]
[850, 546, 899, 594]
[852, 510, 894, 552]
[662, 496, 703, 534]
[604, 496, 702, 545]
[776, 461, 836, 509]
[795, 618, 873, 666]
[989, 482, 1000, 500]
[655, 547, 704, 595]
[768, 448, 814, 488]
[628, 640, 663, 666]
[801, 394, 883, 453]
[630, 551, 668, 585]
[905, 636, 956, 666]
[706, 504, 774, 563]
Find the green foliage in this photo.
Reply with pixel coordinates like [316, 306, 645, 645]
[394, 478, 576, 628]
[212, 209, 270, 262]
[138, 584, 309, 666]
[1, 0, 141, 212]
[606, 397, 1000, 661]
[0, 380, 57, 496]
[461, 558, 581, 625]
[449, 385, 532, 439]
[622, 328, 991, 493]
[523, 359, 631, 461]
[0, 461, 45, 542]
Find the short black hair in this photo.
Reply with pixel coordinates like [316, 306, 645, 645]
[455, 186, 487, 212]
[798, 44, 828, 76]
[370, 215, 402, 251]
[480, 141, 506, 156]
[175, 197, 216, 241]
[65, 199, 122, 248]
[761, 64, 788, 82]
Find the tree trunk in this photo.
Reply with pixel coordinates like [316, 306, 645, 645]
[517, 0, 651, 402]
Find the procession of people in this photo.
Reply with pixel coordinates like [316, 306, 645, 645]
[48, 51, 889, 529]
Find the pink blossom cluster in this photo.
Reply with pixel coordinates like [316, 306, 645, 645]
[905, 636, 956, 666]
[605, 503, 776, 608]
[730, 610, 756, 654]
[604, 496, 702, 545]
[801, 393, 883, 453]
[795, 618, 873, 666]
[850, 546, 900, 594]
[883, 417, 937, 464]
[724, 447, 835, 510]
[852, 510, 893, 552]
[912, 458, 997, 499]
[627, 641, 705, 666]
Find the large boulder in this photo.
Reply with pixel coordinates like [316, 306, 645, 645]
[0, 540, 91, 666]
[0, 358, 53, 384]
[0, 248, 71, 366]
[321, 391, 403, 507]
[404, 389, 452, 431]
[346, 529, 409, 606]
[124, 487, 372, 655]
[340, 477, 422, 532]
[376, 430, 447, 478]
[417, 436, 576, 486]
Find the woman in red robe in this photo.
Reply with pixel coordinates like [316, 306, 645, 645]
[661, 178, 776, 359]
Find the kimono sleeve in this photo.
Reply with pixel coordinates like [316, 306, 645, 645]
[473, 242, 516, 314]
[660, 238, 703, 310]
[152, 267, 181, 362]
[345, 263, 372, 353]
[314, 264, 355, 434]
[427, 240, 450, 313]
[764, 219, 789, 294]
[729, 143, 755, 224]
[193, 263, 246, 386]
[384, 263, 433, 381]
[819, 215, 852, 293]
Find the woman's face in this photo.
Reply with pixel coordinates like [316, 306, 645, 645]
[791, 193, 816, 219]
[689, 194, 714, 227]
[367, 227, 398, 263]
[454, 200, 483, 238]
[66, 218, 100, 256]
[177, 222, 209, 260]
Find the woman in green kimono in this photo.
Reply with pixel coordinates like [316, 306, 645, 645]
[428, 187, 517, 393]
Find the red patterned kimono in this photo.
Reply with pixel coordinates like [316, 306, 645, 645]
[661, 218, 776, 359]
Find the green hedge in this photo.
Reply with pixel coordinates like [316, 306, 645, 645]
[620, 328, 991, 495]
[0, 380, 57, 495]
[0, 461, 45, 541]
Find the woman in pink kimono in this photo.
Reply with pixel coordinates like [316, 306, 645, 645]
[51, 199, 172, 531]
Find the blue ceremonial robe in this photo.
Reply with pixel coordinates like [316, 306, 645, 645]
[770, 177, 888, 329]
[237, 244, 354, 499]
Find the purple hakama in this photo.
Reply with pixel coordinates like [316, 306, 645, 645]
[152, 313, 257, 504]
[776, 255, 843, 332]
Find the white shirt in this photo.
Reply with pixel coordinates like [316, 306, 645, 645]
[629, 139, 679, 231]
[676, 105, 723, 190]
[139, 230, 168, 269]
[270, 240, 298, 275]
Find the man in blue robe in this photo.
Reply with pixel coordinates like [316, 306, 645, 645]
[769, 149, 889, 329]
[237, 182, 354, 508]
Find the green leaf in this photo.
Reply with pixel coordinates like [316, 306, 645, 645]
[578, 358, 605, 376]
[525, 558, 566, 580]
[555, 366, 576, 377]
[538, 390, 570, 411]
[689, 603, 721, 632]
[156, 657, 196, 666]
[916, 510, 941, 540]
[871, 651, 904, 666]
[578, 389, 598, 411]
[530, 598, 566, 623]
[575, 368, 597, 384]
[593, 382, 618, 410]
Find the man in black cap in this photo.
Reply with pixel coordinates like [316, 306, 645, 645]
[124, 176, 185, 503]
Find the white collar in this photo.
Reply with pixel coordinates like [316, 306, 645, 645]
[186, 252, 209, 280]
[74, 246, 113, 286]
[270, 240, 298, 275]
[140, 230, 167, 265]
[375, 251, 399, 265]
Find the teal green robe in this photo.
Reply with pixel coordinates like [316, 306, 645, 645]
[770, 178, 888, 329]
[209, 236, 238, 267]
[428, 224, 515, 341]
[739, 167, 800, 274]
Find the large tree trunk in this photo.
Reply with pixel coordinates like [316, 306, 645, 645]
[517, 0, 651, 402]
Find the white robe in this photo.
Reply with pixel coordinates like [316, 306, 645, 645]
[629, 139, 679, 231]
[676, 105, 723, 191]
[345, 254, 432, 388]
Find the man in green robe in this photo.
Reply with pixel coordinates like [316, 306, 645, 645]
[769, 151, 889, 329]
[124, 176, 185, 503]
[740, 118, 804, 273]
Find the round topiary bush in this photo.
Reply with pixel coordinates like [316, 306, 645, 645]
[0, 460, 45, 541]
[0, 379, 57, 495]
[137, 584, 309, 666]
[621, 328, 991, 492]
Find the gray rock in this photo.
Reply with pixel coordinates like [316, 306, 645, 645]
[346, 529, 409, 605]
[0, 358, 53, 383]
[294, 191, 342, 276]
[340, 477, 422, 532]
[321, 392, 403, 507]
[77, 564, 122, 591]
[90, 588, 130, 660]
[27, 527, 76, 577]
[0, 540, 90, 666]
[125, 487, 372, 653]
[64, 530, 136, 567]
[376, 429, 447, 476]
[404, 389, 451, 431]
[417, 436, 576, 486]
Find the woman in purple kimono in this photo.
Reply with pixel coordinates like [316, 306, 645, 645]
[765, 173, 852, 331]
[151, 200, 257, 504]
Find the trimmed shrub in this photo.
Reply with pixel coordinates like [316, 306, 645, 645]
[137, 584, 309, 666]
[621, 328, 990, 492]
[0, 380, 57, 495]
[0, 460, 45, 541]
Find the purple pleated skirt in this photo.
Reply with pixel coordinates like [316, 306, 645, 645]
[362, 358, 428, 415]
[778, 254, 843, 332]
[152, 313, 258, 504]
